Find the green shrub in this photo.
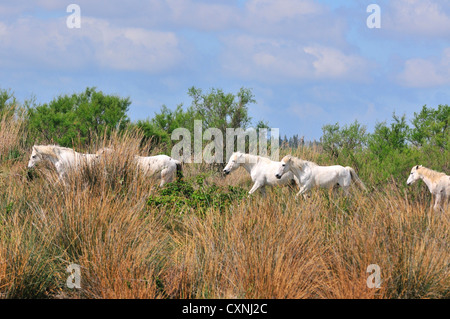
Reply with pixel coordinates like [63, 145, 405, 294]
[147, 175, 247, 219]
[27, 87, 130, 147]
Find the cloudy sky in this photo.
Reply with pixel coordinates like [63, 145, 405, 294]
[1, 0, 450, 140]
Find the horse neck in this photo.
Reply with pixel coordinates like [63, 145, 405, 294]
[38, 147, 61, 164]
[240, 154, 259, 173]
[291, 159, 308, 173]
[44, 153, 60, 166]
[418, 169, 438, 193]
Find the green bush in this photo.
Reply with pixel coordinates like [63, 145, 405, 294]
[147, 175, 247, 219]
[27, 87, 130, 147]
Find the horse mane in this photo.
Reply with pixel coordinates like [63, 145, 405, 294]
[34, 144, 74, 158]
[96, 147, 114, 155]
[417, 166, 447, 183]
[234, 152, 272, 164]
[282, 155, 314, 169]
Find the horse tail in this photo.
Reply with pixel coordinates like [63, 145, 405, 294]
[347, 167, 367, 191]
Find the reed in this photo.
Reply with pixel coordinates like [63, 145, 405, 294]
[0, 130, 448, 299]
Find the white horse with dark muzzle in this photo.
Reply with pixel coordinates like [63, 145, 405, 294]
[275, 155, 367, 197]
[223, 152, 299, 196]
[27, 144, 99, 182]
[407, 165, 449, 212]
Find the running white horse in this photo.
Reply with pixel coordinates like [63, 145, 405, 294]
[407, 165, 449, 212]
[96, 148, 182, 187]
[275, 155, 367, 197]
[27, 144, 99, 181]
[223, 152, 299, 196]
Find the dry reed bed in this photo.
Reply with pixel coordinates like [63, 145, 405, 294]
[0, 125, 448, 299]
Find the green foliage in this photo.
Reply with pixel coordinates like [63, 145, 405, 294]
[137, 87, 257, 164]
[321, 120, 368, 158]
[131, 104, 197, 151]
[188, 86, 254, 131]
[318, 107, 449, 189]
[0, 89, 15, 111]
[152, 104, 195, 134]
[0, 88, 19, 119]
[368, 113, 410, 160]
[131, 120, 171, 149]
[147, 175, 247, 219]
[27, 87, 130, 147]
[409, 104, 449, 150]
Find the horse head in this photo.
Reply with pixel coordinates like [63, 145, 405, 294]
[275, 155, 292, 179]
[27, 145, 45, 170]
[407, 165, 422, 185]
[223, 152, 244, 175]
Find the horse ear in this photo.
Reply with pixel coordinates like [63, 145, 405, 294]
[415, 165, 419, 169]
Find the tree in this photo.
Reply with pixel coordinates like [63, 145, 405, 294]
[367, 113, 409, 160]
[131, 104, 194, 151]
[151, 104, 195, 134]
[187, 86, 256, 164]
[321, 120, 367, 158]
[188, 86, 254, 132]
[27, 87, 130, 147]
[409, 104, 449, 150]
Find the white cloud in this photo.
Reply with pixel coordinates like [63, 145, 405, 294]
[221, 35, 370, 82]
[385, 0, 450, 38]
[83, 18, 182, 72]
[397, 48, 450, 88]
[0, 16, 183, 73]
[245, 0, 322, 23]
[221, 35, 313, 81]
[304, 46, 370, 80]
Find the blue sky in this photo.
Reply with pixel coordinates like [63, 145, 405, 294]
[1, 0, 450, 140]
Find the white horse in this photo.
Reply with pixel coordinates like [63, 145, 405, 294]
[223, 152, 299, 196]
[275, 155, 367, 197]
[134, 154, 182, 187]
[27, 144, 99, 181]
[96, 147, 182, 187]
[407, 165, 449, 212]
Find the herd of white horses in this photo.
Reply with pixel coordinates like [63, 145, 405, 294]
[27, 144, 449, 212]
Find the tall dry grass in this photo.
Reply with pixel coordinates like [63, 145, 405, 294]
[0, 129, 448, 299]
[0, 106, 25, 163]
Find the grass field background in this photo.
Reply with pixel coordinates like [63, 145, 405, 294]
[0, 112, 448, 299]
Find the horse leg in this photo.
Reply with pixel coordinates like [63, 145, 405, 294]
[248, 181, 262, 196]
[295, 185, 306, 197]
[160, 167, 174, 187]
[159, 172, 167, 187]
[296, 185, 310, 199]
[433, 193, 442, 212]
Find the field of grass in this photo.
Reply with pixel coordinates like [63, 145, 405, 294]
[0, 115, 448, 299]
